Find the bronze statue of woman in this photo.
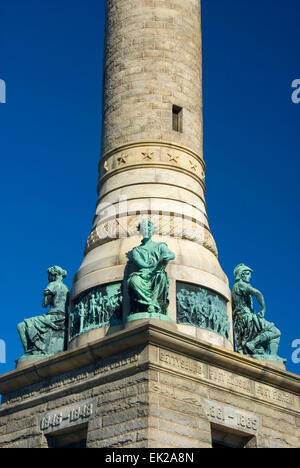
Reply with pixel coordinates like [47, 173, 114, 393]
[17, 266, 69, 361]
[127, 221, 175, 317]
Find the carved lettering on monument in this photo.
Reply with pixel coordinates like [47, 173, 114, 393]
[3, 352, 139, 407]
[39, 398, 97, 434]
[203, 399, 260, 434]
[149, 382, 202, 407]
[159, 350, 203, 376]
[255, 384, 295, 407]
[94, 352, 138, 375]
[157, 349, 297, 410]
[208, 367, 253, 395]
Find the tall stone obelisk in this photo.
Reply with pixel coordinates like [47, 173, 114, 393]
[70, 0, 232, 349]
[0, 1, 299, 450]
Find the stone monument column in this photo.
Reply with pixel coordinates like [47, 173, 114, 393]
[1, 1, 299, 450]
[70, 0, 232, 349]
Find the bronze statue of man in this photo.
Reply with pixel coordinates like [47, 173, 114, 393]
[232, 264, 286, 363]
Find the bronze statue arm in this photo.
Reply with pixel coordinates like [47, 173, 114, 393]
[42, 289, 54, 309]
[159, 243, 176, 262]
[247, 285, 266, 317]
[132, 249, 156, 269]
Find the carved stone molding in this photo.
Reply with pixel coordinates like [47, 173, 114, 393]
[85, 213, 218, 257]
[0, 322, 299, 411]
[98, 142, 206, 184]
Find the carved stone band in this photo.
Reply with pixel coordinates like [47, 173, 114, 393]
[85, 213, 218, 257]
[98, 142, 206, 185]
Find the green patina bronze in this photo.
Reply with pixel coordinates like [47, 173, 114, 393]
[177, 283, 230, 340]
[70, 283, 122, 339]
[232, 264, 286, 363]
[16, 266, 69, 362]
[127, 221, 175, 320]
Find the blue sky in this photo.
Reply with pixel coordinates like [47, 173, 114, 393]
[0, 0, 299, 376]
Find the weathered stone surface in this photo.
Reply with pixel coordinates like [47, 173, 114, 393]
[262, 414, 295, 436]
[5, 416, 36, 435]
[147, 428, 209, 448]
[72, 0, 233, 353]
[150, 406, 199, 429]
[0, 322, 299, 448]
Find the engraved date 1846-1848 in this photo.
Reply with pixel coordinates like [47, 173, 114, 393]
[40, 399, 96, 434]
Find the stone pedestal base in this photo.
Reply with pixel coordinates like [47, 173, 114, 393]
[15, 356, 46, 371]
[126, 313, 172, 323]
[0, 321, 299, 448]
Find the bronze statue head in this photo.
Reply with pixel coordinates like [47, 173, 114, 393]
[137, 220, 158, 239]
[234, 264, 253, 283]
[47, 266, 67, 282]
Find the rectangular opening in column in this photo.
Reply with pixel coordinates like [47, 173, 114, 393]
[172, 105, 183, 133]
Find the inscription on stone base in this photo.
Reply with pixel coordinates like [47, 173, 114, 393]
[4, 352, 138, 407]
[39, 398, 97, 434]
[203, 399, 260, 435]
[160, 350, 203, 376]
[158, 349, 297, 410]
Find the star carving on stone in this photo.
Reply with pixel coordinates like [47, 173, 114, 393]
[117, 154, 128, 165]
[167, 153, 179, 164]
[142, 151, 154, 161]
[189, 160, 197, 171]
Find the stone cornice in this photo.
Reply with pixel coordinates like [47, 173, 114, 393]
[0, 322, 299, 399]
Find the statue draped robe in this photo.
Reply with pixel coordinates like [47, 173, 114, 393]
[232, 280, 280, 356]
[18, 280, 69, 356]
[128, 240, 175, 315]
